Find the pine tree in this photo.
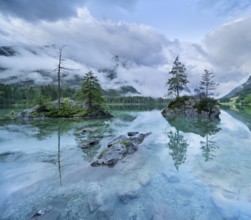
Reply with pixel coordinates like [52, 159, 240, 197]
[167, 56, 189, 98]
[79, 71, 105, 112]
[200, 69, 217, 97]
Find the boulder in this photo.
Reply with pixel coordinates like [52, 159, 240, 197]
[91, 132, 151, 167]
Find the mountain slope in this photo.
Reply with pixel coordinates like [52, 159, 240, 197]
[223, 75, 251, 99]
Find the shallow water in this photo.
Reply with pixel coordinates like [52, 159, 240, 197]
[0, 109, 251, 219]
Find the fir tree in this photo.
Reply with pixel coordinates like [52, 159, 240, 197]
[79, 71, 105, 112]
[200, 69, 217, 97]
[167, 56, 189, 98]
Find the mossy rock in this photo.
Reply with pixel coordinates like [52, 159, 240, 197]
[162, 93, 220, 120]
[168, 96, 190, 109]
[194, 98, 219, 113]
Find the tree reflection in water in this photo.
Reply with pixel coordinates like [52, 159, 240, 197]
[57, 125, 62, 186]
[200, 134, 219, 161]
[165, 117, 221, 169]
[167, 130, 189, 170]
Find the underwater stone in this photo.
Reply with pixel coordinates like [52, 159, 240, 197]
[138, 174, 151, 186]
[117, 182, 142, 204]
[91, 132, 151, 167]
[88, 192, 105, 213]
[81, 140, 100, 149]
[144, 203, 183, 220]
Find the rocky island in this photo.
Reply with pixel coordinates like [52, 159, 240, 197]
[162, 93, 220, 120]
[20, 71, 113, 120]
[20, 99, 112, 120]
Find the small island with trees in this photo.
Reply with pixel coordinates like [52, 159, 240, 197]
[21, 71, 112, 119]
[162, 56, 220, 120]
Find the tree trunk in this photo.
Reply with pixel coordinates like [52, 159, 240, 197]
[57, 46, 65, 110]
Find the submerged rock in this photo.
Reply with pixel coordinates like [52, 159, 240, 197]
[31, 206, 61, 220]
[81, 140, 100, 149]
[162, 93, 220, 120]
[91, 132, 151, 167]
[88, 192, 105, 213]
[144, 203, 183, 220]
[117, 182, 142, 203]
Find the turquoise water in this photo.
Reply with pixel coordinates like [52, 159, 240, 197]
[0, 109, 251, 219]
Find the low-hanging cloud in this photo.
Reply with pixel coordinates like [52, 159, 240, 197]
[1, 4, 251, 97]
[0, 8, 168, 68]
[0, 7, 171, 96]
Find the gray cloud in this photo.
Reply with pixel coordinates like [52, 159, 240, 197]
[0, 0, 87, 21]
[0, 9, 169, 97]
[1, 3, 250, 98]
[204, 16, 251, 80]
[202, 15, 251, 96]
[0, 0, 139, 22]
[0, 7, 168, 67]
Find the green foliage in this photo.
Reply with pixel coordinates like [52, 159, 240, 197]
[45, 102, 83, 118]
[0, 83, 76, 106]
[9, 110, 16, 119]
[168, 96, 189, 108]
[106, 96, 168, 107]
[166, 56, 189, 98]
[200, 69, 217, 97]
[78, 71, 106, 112]
[219, 97, 230, 103]
[241, 93, 251, 105]
[36, 104, 49, 113]
[194, 98, 218, 113]
[98, 148, 110, 159]
[120, 140, 129, 146]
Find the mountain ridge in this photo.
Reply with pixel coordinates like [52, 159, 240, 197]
[223, 75, 251, 99]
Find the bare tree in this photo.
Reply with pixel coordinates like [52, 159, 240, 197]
[55, 45, 79, 110]
[200, 69, 217, 97]
[56, 45, 65, 110]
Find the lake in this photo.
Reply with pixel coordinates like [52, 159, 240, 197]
[0, 107, 251, 219]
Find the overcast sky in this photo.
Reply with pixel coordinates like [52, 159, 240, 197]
[1, 0, 251, 97]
